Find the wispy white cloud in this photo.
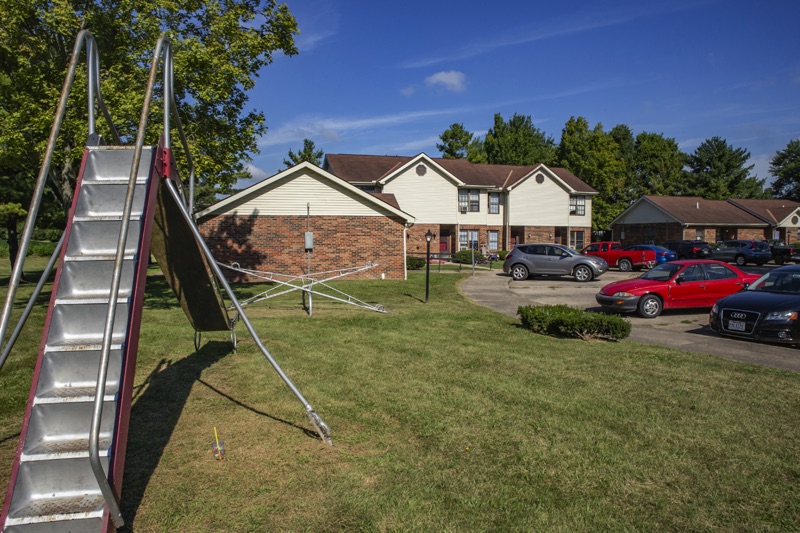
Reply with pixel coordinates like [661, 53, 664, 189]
[260, 108, 468, 147]
[291, 0, 339, 53]
[424, 71, 467, 93]
[400, 2, 713, 69]
[401, 85, 417, 97]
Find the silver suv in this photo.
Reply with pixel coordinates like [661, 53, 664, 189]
[712, 239, 771, 266]
[503, 244, 608, 282]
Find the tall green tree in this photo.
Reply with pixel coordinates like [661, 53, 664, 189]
[769, 139, 800, 201]
[557, 116, 626, 230]
[283, 138, 323, 168]
[0, 0, 299, 232]
[483, 113, 556, 166]
[684, 137, 768, 199]
[436, 123, 473, 159]
[466, 137, 487, 164]
[630, 132, 687, 198]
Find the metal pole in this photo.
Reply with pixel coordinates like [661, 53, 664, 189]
[425, 238, 431, 303]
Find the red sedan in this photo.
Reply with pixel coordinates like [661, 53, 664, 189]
[595, 260, 760, 318]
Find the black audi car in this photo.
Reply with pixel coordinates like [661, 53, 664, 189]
[709, 264, 800, 346]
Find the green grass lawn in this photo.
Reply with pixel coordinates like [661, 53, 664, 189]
[1, 257, 799, 531]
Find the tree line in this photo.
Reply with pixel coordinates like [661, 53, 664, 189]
[437, 113, 800, 230]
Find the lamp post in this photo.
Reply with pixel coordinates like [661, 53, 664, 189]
[425, 230, 435, 303]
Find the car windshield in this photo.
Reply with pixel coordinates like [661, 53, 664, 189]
[639, 262, 682, 281]
[653, 246, 672, 253]
[746, 271, 800, 294]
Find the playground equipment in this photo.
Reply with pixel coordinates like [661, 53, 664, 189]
[0, 31, 330, 532]
[222, 261, 387, 316]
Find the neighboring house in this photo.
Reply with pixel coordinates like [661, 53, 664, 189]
[610, 196, 800, 245]
[196, 162, 414, 280]
[324, 153, 597, 254]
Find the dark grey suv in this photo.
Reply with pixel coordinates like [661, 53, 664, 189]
[711, 239, 771, 266]
[503, 244, 608, 282]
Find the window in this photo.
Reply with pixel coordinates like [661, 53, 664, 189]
[705, 263, 736, 280]
[680, 264, 705, 282]
[569, 196, 585, 216]
[459, 229, 479, 250]
[488, 192, 500, 214]
[570, 230, 585, 250]
[695, 227, 705, 241]
[469, 190, 480, 212]
[488, 230, 499, 251]
[458, 190, 468, 212]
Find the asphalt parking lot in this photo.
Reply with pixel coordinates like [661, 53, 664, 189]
[459, 266, 800, 373]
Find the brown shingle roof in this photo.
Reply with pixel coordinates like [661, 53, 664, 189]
[727, 198, 800, 224]
[323, 153, 597, 193]
[370, 193, 400, 210]
[643, 196, 766, 225]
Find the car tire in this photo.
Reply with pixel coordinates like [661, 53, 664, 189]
[735, 255, 746, 266]
[638, 294, 662, 319]
[573, 265, 593, 282]
[618, 259, 632, 272]
[510, 264, 529, 281]
[775, 255, 786, 265]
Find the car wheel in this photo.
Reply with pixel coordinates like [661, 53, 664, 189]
[775, 255, 786, 265]
[510, 264, 529, 281]
[735, 255, 746, 266]
[638, 294, 662, 319]
[618, 259, 632, 272]
[573, 265, 593, 282]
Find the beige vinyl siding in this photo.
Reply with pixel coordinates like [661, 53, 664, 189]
[616, 202, 680, 224]
[212, 169, 392, 217]
[382, 165, 457, 223]
[508, 174, 570, 226]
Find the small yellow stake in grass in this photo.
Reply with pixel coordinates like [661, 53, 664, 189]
[212, 426, 224, 460]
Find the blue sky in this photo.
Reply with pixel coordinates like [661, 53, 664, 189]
[244, 0, 800, 191]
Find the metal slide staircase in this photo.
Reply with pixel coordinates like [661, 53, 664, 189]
[0, 32, 330, 532]
[1, 146, 159, 532]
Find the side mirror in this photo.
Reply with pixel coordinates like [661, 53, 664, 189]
[562, 251, 570, 257]
[674, 275, 684, 285]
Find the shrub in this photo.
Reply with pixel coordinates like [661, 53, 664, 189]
[451, 249, 484, 264]
[498, 250, 509, 260]
[517, 304, 631, 341]
[406, 256, 426, 270]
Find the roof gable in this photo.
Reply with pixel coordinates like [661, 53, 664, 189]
[612, 195, 767, 226]
[323, 153, 596, 192]
[727, 198, 800, 226]
[196, 161, 413, 221]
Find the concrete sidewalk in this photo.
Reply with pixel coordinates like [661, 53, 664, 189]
[459, 269, 800, 373]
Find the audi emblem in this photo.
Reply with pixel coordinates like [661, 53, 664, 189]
[731, 312, 747, 320]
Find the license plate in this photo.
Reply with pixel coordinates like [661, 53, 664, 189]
[728, 320, 746, 332]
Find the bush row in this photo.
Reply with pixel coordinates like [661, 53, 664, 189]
[0, 240, 58, 258]
[406, 256, 427, 270]
[518, 304, 631, 341]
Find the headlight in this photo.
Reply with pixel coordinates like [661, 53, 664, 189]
[613, 292, 634, 298]
[764, 310, 798, 321]
[711, 303, 718, 314]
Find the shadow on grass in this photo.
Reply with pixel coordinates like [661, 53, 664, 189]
[120, 340, 230, 529]
[120, 339, 319, 529]
[196, 379, 317, 438]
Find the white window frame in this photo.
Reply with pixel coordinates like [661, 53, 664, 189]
[469, 190, 480, 212]
[569, 196, 585, 216]
[488, 230, 499, 251]
[570, 230, 585, 249]
[488, 192, 500, 214]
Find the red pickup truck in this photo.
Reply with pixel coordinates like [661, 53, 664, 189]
[580, 241, 656, 272]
